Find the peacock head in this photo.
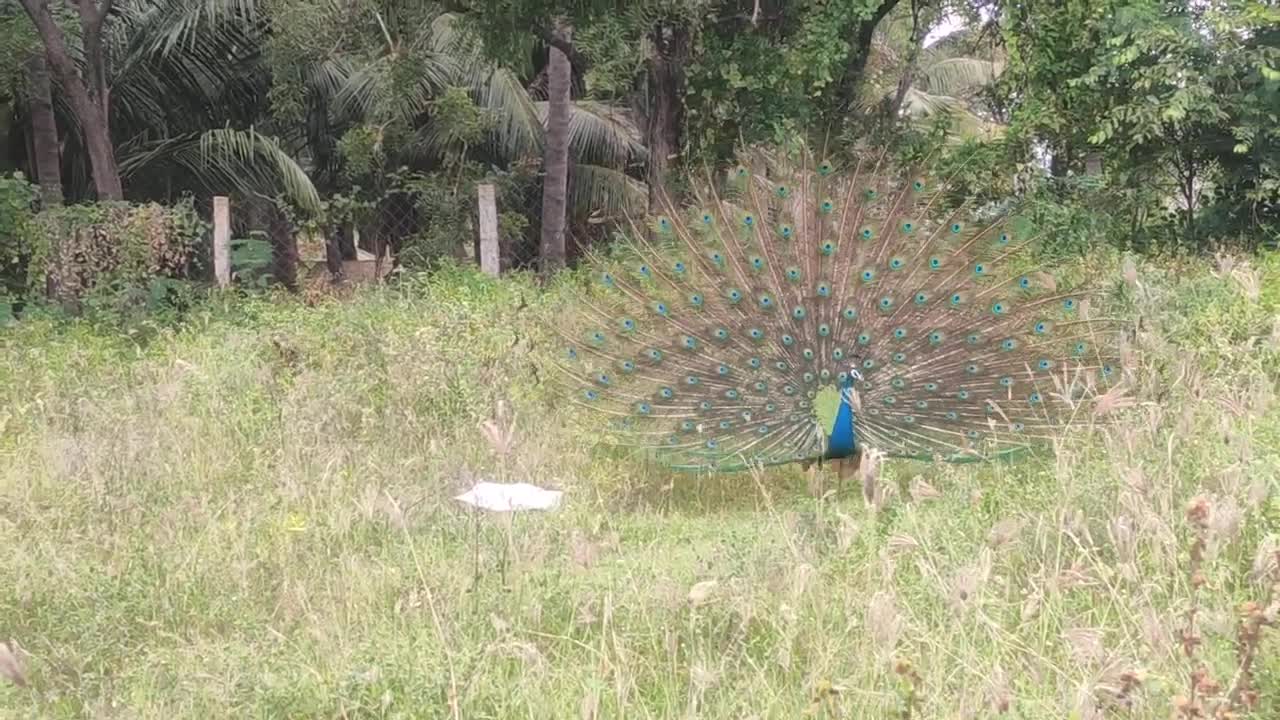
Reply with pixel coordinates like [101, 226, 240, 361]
[841, 364, 865, 415]
[844, 362, 864, 388]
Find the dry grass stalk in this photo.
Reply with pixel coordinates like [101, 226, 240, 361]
[0, 640, 26, 688]
[1172, 495, 1279, 719]
[480, 399, 517, 461]
[908, 476, 941, 503]
[867, 590, 903, 658]
[860, 447, 887, 510]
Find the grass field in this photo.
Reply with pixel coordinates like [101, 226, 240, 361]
[1, 251, 1278, 718]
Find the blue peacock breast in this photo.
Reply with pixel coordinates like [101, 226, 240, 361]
[814, 381, 859, 459]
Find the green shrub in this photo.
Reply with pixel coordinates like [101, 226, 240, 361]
[390, 166, 534, 270]
[0, 172, 39, 308]
[231, 231, 274, 287]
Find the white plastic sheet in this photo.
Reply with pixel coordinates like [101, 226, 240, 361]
[454, 481, 563, 512]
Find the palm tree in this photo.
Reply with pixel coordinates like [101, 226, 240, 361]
[0, 0, 319, 209]
[539, 20, 571, 273]
[320, 9, 646, 257]
[108, 0, 319, 210]
[859, 10, 1006, 142]
[23, 52, 61, 205]
[895, 56, 1005, 140]
[4, 0, 646, 275]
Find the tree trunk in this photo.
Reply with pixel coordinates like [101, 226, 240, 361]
[646, 22, 689, 216]
[886, 0, 922, 127]
[1084, 151, 1103, 177]
[25, 51, 63, 207]
[539, 21, 572, 275]
[834, 0, 902, 115]
[1050, 141, 1072, 178]
[337, 222, 357, 259]
[267, 203, 299, 291]
[18, 0, 123, 201]
[1180, 152, 1197, 245]
[78, 101, 121, 200]
[324, 227, 344, 279]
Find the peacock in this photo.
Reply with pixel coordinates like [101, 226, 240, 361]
[551, 145, 1122, 482]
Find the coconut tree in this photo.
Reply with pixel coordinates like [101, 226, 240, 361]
[107, 0, 319, 209]
[859, 5, 1007, 141]
[0, 0, 320, 208]
[23, 52, 61, 205]
[4, 0, 645, 277]
[308, 6, 646, 239]
[538, 19, 570, 272]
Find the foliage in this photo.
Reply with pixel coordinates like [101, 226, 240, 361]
[1076, 0, 1279, 245]
[230, 232, 274, 287]
[1001, 0, 1279, 249]
[2, 0, 1276, 279]
[124, 128, 324, 214]
[25, 200, 208, 315]
[0, 171, 38, 298]
[388, 164, 534, 269]
[0, 0, 39, 92]
[684, 0, 900, 161]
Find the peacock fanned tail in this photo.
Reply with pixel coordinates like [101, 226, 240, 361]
[550, 146, 1123, 473]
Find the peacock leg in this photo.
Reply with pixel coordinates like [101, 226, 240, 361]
[803, 459, 824, 497]
[833, 454, 861, 497]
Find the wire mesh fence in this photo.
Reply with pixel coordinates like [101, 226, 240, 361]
[15, 167, 636, 299]
[209, 179, 551, 289]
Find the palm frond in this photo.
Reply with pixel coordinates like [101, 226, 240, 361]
[474, 67, 543, 159]
[534, 100, 646, 168]
[899, 86, 965, 116]
[332, 57, 391, 121]
[919, 57, 1003, 96]
[570, 163, 646, 219]
[304, 57, 352, 101]
[109, 0, 266, 136]
[119, 127, 320, 213]
[899, 88, 1005, 141]
[131, 0, 264, 56]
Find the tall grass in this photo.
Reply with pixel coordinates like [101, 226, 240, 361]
[0, 254, 1277, 718]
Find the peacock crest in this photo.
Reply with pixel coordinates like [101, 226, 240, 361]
[550, 145, 1124, 473]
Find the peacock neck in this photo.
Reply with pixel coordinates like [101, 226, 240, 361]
[825, 376, 859, 460]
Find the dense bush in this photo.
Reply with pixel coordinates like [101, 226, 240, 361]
[23, 200, 208, 317]
[0, 172, 39, 319]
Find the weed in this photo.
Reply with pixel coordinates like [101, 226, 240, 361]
[0, 255, 1277, 717]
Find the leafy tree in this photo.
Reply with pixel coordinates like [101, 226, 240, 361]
[1075, 0, 1279, 246]
[0, 3, 59, 203]
[1001, 0, 1279, 248]
[683, 0, 904, 161]
[857, 0, 1005, 141]
[16, 0, 121, 198]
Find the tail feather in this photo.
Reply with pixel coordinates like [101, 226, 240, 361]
[551, 144, 1124, 472]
